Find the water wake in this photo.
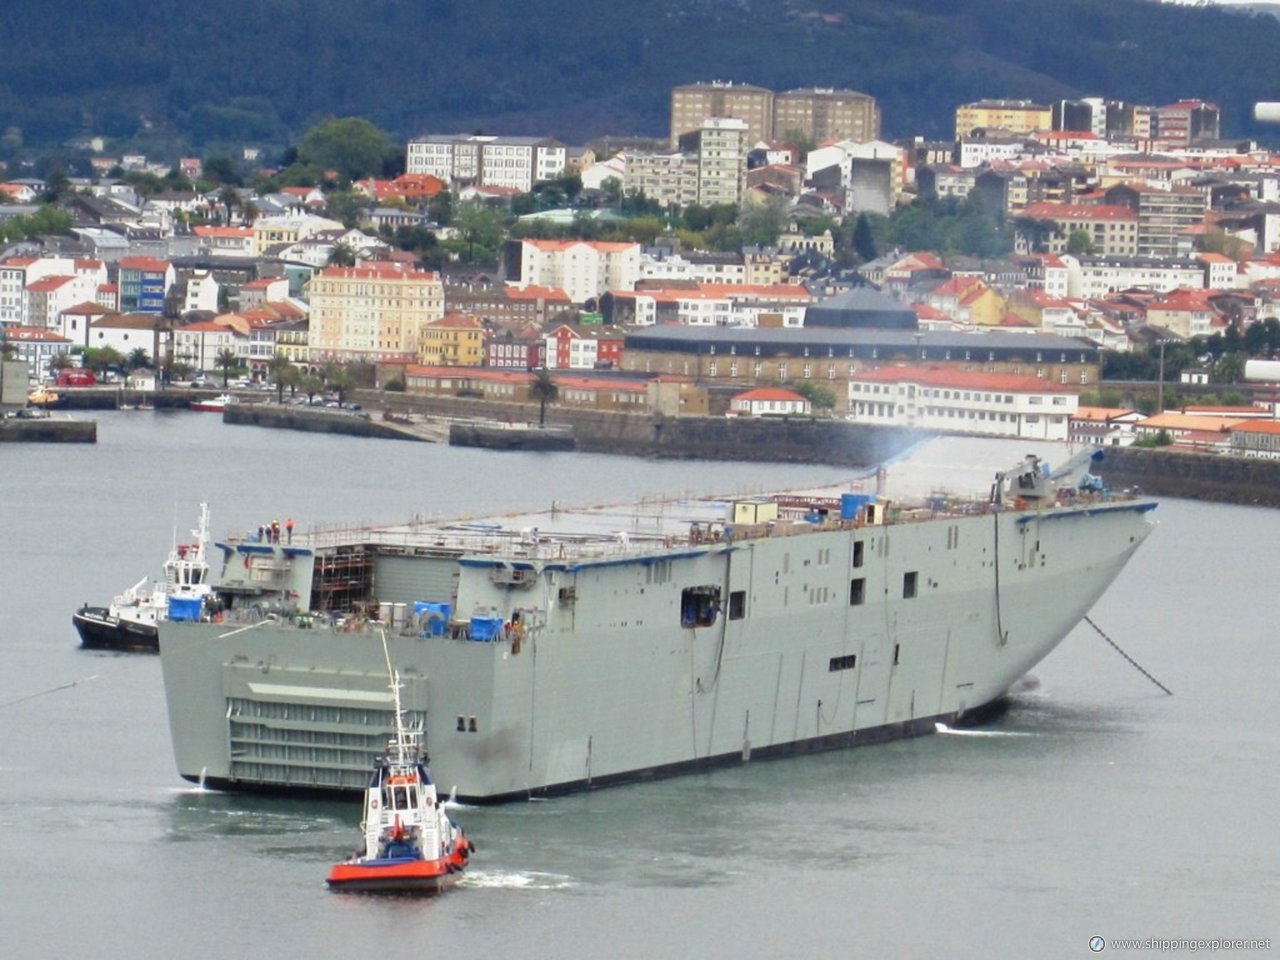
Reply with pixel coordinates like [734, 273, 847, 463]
[934, 722, 1034, 737]
[460, 870, 576, 890]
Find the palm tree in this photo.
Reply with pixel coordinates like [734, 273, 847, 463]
[126, 347, 151, 371]
[529, 368, 559, 426]
[267, 352, 293, 404]
[327, 241, 357, 267]
[323, 362, 356, 404]
[214, 348, 239, 388]
[300, 374, 325, 405]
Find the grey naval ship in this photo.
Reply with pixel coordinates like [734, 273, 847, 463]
[157, 455, 1156, 802]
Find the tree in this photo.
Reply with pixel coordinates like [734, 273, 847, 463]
[81, 346, 125, 375]
[267, 352, 294, 404]
[324, 189, 372, 229]
[1214, 351, 1246, 384]
[454, 202, 505, 262]
[300, 373, 325, 405]
[214, 348, 239, 387]
[427, 190, 453, 226]
[793, 380, 837, 411]
[852, 213, 878, 262]
[738, 195, 789, 247]
[297, 117, 395, 183]
[528, 368, 559, 425]
[327, 242, 358, 267]
[323, 362, 356, 404]
[126, 347, 151, 370]
[1066, 228, 1094, 255]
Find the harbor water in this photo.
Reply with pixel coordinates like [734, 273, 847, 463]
[0, 412, 1275, 958]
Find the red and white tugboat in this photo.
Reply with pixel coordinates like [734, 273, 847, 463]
[326, 640, 472, 894]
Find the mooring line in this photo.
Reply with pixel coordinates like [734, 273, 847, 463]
[0, 673, 100, 709]
[1084, 615, 1173, 696]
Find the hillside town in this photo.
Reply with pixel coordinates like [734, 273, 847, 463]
[5, 84, 1280, 456]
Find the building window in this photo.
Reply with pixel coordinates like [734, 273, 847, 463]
[849, 577, 866, 605]
[903, 571, 918, 599]
[829, 654, 857, 672]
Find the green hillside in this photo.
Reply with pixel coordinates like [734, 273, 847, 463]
[3, 0, 1280, 155]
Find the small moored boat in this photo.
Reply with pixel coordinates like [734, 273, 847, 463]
[327, 638, 473, 894]
[190, 394, 234, 412]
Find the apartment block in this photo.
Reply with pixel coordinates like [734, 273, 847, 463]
[1155, 100, 1220, 147]
[503, 239, 640, 305]
[1104, 183, 1208, 258]
[1018, 203, 1139, 257]
[406, 134, 568, 193]
[623, 151, 698, 208]
[305, 263, 445, 362]
[670, 82, 773, 146]
[773, 87, 880, 143]
[955, 100, 1052, 139]
[678, 118, 749, 207]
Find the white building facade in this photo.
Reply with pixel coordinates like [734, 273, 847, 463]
[847, 367, 1077, 440]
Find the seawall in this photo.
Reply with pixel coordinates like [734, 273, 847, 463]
[373, 391, 926, 466]
[1102, 447, 1280, 507]
[0, 418, 96, 443]
[223, 404, 441, 441]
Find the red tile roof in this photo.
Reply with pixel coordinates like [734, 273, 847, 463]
[733, 387, 808, 403]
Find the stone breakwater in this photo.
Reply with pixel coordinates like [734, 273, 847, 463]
[0, 418, 96, 443]
[1102, 447, 1280, 507]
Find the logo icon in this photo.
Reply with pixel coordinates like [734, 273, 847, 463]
[1089, 936, 1105, 953]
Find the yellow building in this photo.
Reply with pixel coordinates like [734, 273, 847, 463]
[419, 312, 485, 367]
[305, 263, 445, 362]
[955, 100, 1051, 139]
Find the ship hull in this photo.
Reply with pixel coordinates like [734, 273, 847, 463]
[326, 860, 461, 895]
[159, 498, 1156, 803]
[73, 607, 159, 654]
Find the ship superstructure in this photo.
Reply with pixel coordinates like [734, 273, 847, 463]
[158, 457, 1156, 802]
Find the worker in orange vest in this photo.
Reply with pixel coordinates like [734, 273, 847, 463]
[286, 518, 294, 544]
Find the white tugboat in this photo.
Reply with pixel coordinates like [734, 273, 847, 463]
[327, 635, 473, 894]
[73, 504, 215, 653]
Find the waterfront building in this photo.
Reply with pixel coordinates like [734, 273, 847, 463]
[418, 312, 485, 367]
[305, 263, 445, 363]
[621, 327, 1100, 414]
[847, 366, 1077, 440]
[728, 386, 811, 417]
